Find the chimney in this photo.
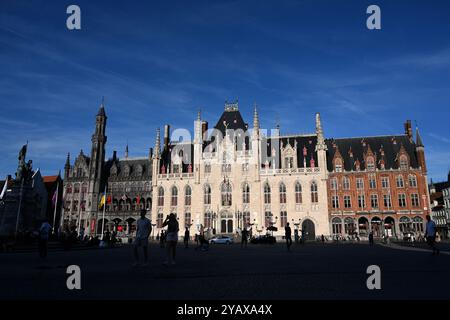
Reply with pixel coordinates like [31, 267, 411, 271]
[164, 124, 170, 149]
[404, 120, 412, 139]
[202, 121, 208, 139]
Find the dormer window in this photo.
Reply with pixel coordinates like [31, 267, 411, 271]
[334, 159, 343, 172]
[366, 157, 375, 171]
[399, 155, 408, 170]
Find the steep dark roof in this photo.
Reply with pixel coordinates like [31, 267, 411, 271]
[214, 109, 248, 137]
[265, 135, 318, 168]
[325, 135, 419, 172]
[106, 158, 152, 179]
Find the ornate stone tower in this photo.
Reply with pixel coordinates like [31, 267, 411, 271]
[89, 103, 107, 194]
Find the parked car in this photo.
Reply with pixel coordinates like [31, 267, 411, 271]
[250, 235, 276, 244]
[209, 235, 233, 244]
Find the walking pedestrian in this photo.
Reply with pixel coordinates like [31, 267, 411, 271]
[285, 223, 292, 251]
[162, 213, 179, 266]
[425, 215, 440, 255]
[133, 209, 152, 267]
[160, 230, 166, 248]
[321, 234, 325, 244]
[241, 227, 248, 248]
[369, 232, 374, 246]
[38, 219, 52, 259]
[184, 227, 190, 249]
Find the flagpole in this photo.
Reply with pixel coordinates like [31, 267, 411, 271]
[52, 182, 59, 233]
[100, 185, 107, 240]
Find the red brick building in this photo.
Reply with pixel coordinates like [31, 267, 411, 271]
[326, 121, 429, 239]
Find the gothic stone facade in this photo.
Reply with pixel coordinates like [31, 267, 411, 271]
[61, 101, 430, 240]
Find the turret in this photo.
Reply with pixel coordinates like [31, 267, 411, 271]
[416, 126, 426, 173]
[64, 152, 70, 179]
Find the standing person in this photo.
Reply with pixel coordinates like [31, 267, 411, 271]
[160, 230, 165, 248]
[184, 227, 190, 249]
[285, 223, 292, 251]
[38, 219, 52, 259]
[321, 234, 325, 244]
[425, 215, 440, 255]
[241, 227, 248, 248]
[133, 209, 152, 267]
[162, 213, 179, 266]
[194, 234, 199, 246]
[369, 232, 374, 246]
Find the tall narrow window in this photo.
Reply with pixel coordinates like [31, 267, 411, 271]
[204, 185, 211, 205]
[332, 196, 339, 209]
[279, 183, 287, 203]
[396, 175, 405, 188]
[343, 177, 350, 190]
[399, 155, 408, 170]
[264, 183, 271, 204]
[221, 182, 232, 206]
[411, 193, 420, 207]
[185, 186, 192, 206]
[409, 175, 417, 187]
[242, 183, 250, 204]
[330, 178, 338, 190]
[344, 195, 351, 208]
[184, 212, 191, 228]
[280, 211, 287, 227]
[398, 194, 407, 207]
[171, 186, 178, 206]
[371, 194, 378, 208]
[157, 187, 164, 207]
[311, 181, 318, 203]
[295, 182, 302, 204]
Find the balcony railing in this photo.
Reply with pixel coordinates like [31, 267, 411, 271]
[157, 173, 194, 180]
[260, 167, 320, 175]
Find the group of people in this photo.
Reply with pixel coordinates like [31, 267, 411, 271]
[133, 209, 179, 267]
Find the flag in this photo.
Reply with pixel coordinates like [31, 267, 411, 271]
[0, 178, 8, 200]
[136, 195, 140, 204]
[52, 189, 57, 207]
[107, 195, 112, 204]
[99, 193, 106, 209]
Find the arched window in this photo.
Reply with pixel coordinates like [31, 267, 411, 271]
[242, 183, 250, 204]
[279, 183, 287, 203]
[171, 186, 178, 206]
[295, 182, 302, 204]
[204, 185, 211, 205]
[66, 184, 73, 194]
[342, 176, 350, 190]
[185, 186, 192, 206]
[334, 158, 343, 172]
[311, 181, 318, 203]
[264, 183, 271, 204]
[408, 174, 417, 187]
[330, 178, 338, 190]
[157, 187, 164, 207]
[366, 156, 375, 171]
[74, 183, 80, 193]
[221, 182, 232, 206]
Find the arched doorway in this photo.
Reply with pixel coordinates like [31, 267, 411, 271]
[384, 217, 396, 237]
[302, 219, 315, 240]
[358, 217, 369, 236]
[220, 211, 233, 234]
[371, 217, 382, 237]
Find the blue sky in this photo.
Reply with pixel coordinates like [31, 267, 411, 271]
[1, 0, 449, 181]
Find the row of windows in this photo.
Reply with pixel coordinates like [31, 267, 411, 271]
[334, 154, 410, 172]
[330, 175, 418, 191]
[65, 183, 152, 194]
[156, 182, 319, 207]
[331, 193, 420, 209]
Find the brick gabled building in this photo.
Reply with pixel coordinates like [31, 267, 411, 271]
[326, 120, 429, 239]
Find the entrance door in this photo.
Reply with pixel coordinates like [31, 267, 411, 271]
[227, 219, 233, 233]
[302, 219, 315, 241]
[221, 219, 227, 233]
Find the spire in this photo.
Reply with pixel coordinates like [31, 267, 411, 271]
[65, 152, 70, 168]
[153, 128, 161, 158]
[97, 97, 106, 117]
[315, 113, 327, 150]
[197, 109, 201, 121]
[253, 103, 259, 129]
[125, 143, 129, 159]
[416, 126, 424, 148]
